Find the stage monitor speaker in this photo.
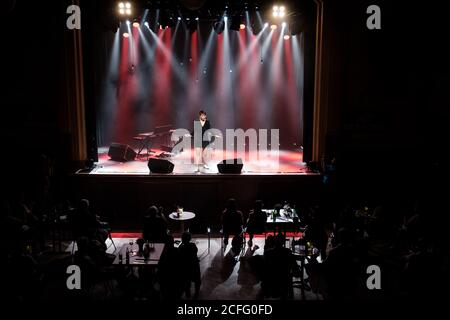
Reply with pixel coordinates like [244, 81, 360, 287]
[108, 143, 136, 162]
[148, 158, 174, 173]
[217, 158, 243, 174]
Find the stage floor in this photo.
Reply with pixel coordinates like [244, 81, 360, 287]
[90, 147, 306, 175]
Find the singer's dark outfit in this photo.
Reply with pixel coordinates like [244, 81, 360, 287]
[193, 120, 211, 149]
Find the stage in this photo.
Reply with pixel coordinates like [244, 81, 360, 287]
[89, 146, 307, 175]
[73, 147, 321, 230]
[74, 10, 312, 230]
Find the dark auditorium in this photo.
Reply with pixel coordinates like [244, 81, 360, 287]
[3, 0, 449, 312]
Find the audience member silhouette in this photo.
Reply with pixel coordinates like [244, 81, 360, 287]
[221, 199, 243, 246]
[72, 199, 108, 245]
[303, 207, 329, 259]
[157, 235, 183, 300]
[178, 232, 201, 298]
[231, 234, 244, 256]
[246, 200, 267, 247]
[262, 233, 297, 299]
[142, 205, 168, 242]
[322, 227, 359, 299]
[73, 236, 101, 289]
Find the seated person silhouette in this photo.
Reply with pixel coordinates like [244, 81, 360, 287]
[221, 199, 244, 247]
[246, 200, 267, 247]
[178, 232, 201, 298]
[262, 233, 297, 299]
[72, 199, 108, 245]
[142, 205, 168, 242]
[322, 227, 359, 299]
[157, 235, 183, 300]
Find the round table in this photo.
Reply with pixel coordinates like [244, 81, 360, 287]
[169, 211, 196, 233]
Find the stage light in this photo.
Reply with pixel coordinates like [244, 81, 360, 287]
[178, 17, 181, 21]
[249, 10, 263, 35]
[230, 14, 242, 31]
[170, 18, 176, 28]
[195, 17, 199, 21]
[224, 16, 228, 22]
[118, 2, 132, 16]
[284, 34, 290, 40]
[264, 22, 269, 28]
[133, 21, 139, 28]
[126, 20, 130, 25]
[144, 21, 149, 27]
[281, 22, 286, 27]
[118, 2, 124, 15]
[160, 15, 176, 29]
[188, 19, 197, 33]
[213, 20, 225, 34]
[272, 4, 286, 18]
[240, 23, 246, 30]
[123, 32, 129, 38]
[270, 24, 277, 30]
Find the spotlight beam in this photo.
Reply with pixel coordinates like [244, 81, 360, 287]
[99, 29, 121, 144]
[197, 29, 216, 77]
[138, 26, 156, 65]
[171, 19, 181, 47]
[270, 23, 285, 88]
[146, 26, 186, 83]
[234, 24, 266, 72]
[260, 28, 274, 67]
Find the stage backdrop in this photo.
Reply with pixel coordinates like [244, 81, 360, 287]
[97, 19, 304, 149]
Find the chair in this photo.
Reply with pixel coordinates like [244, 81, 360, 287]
[221, 208, 244, 249]
[207, 227, 211, 253]
[49, 213, 75, 253]
[229, 232, 246, 260]
[289, 239, 312, 298]
[105, 229, 117, 253]
[220, 226, 244, 249]
[99, 219, 117, 253]
[188, 226, 211, 254]
[183, 223, 211, 253]
[244, 208, 267, 247]
[69, 218, 117, 255]
[242, 226, 267, 247]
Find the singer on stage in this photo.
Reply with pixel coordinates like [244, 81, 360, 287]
[193, 110, 211, 170]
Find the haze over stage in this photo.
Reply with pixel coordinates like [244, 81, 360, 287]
[90, 146, 306, 175]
